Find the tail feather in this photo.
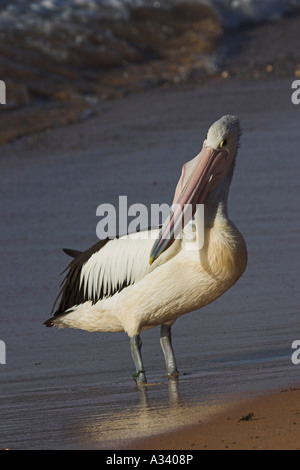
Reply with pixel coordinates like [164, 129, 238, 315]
[44, 317, 55, 327]
[44, 310, 73, 328]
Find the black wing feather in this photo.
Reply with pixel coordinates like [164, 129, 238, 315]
[45, 239, 110, 327]
[62, 248, 83, 259]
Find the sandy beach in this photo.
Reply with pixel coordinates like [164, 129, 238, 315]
[128, 386, 300, 450]
[1, 5, 300, 450]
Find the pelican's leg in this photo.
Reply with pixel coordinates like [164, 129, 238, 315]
[160, 324, 179, 377]
[130, 334, 147, 384]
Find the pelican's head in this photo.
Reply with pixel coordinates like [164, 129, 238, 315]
[204, 114, 240, 188]
[150, 115, 241, 264]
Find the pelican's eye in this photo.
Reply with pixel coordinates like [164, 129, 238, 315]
[219, 139, 228, 148]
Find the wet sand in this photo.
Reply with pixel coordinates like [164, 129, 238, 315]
[0, 76, 299, 449]
[128, 386, 300, 450]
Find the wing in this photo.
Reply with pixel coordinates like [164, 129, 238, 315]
[62, 248, 83, 258]
[48, 228, 164, 319]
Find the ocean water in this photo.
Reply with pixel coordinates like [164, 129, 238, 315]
[1, 0, 299, 139]
[0, 0, 299, 29]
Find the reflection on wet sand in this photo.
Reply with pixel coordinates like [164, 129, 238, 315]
[75, 377, 225, 449]
[136, 377, 181, 407]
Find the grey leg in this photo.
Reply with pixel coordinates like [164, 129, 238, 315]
[130, 334, 147, 384]
[160, 324, 179, 377]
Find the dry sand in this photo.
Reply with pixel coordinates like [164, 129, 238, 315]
[128, 387, 300, 450]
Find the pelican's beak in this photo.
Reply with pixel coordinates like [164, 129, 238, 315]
[149, 145, 228, 264]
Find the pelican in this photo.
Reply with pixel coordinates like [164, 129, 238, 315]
[44, 115, 247, 384]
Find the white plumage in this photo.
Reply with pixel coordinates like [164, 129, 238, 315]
[80, 230, 159, 300]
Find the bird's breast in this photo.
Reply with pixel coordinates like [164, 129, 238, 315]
[199, 220, 247, 289]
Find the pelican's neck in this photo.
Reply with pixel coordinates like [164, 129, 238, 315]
[204, 174, 231, 228]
